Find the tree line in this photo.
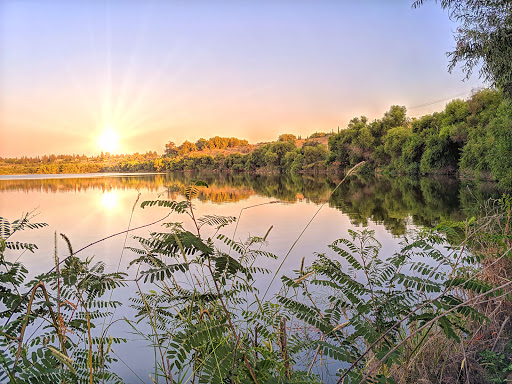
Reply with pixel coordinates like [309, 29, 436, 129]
[164, 136, 250, 156]
[105, 88, 512, 188]
[328, 88, 512, 186]
[2, 88, 511, 187]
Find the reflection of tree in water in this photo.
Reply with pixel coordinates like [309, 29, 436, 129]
[329, 176, 408, 235]
[329, 175, 502, 236]
[159, 173, 501, 235]
[458, 180, 508, 217]
[164, 172, 332, 204]
[0, 175, 168, 193]
[246, 173, 332, 203]
[1, 173, 503, 231]
[158, 173, 256, 203]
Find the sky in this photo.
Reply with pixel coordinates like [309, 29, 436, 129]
[0, 0, 485, 158]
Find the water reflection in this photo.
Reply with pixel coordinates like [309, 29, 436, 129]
[328, 175, 462, 235]
[101, 190, 118, 209]
[0, 174, 166, 194]
[0, 172, 503, 235]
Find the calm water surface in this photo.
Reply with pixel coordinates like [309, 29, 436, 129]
[0, 172, 502, 382]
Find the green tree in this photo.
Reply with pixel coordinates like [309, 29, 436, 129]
[420, 135, 458, 173]
[399, 134, 424, 174]
[164, 141, 178, 157]
[228, 137, 248, 147]
[283, 149, 303, 173]
[207, 136, 229, 149]
[487, 99, 512, 186]
[439, 98, 470, 143]
[195, 138, 208, 150]
[264, 151, 279, 168]
[302, 144, 328, 166]
[278, 133, 297, 142]
[413, 0, 512, 96]
[383, 126, 413, 160]
[411, 114, 440, 137]
[353, 127, 375, 150]
[382, 105, 408, 129]
[245, 147, 267, 171]
[178, 140, 197, 155]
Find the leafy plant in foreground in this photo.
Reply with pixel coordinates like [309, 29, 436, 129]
[0, 214, 126, 383]
[128, 180, 322, 383]
[279, 225, 496, 383]
[2, 188, 510, 383]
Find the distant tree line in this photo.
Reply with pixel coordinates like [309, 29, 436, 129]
[0, 151, 159, 175]
[0, 154, 88, 165]
[164, 136, 249, 156]
[104, 134, 331, 175]
[113, 88, 510, 187]
[0, 151, 159, 165]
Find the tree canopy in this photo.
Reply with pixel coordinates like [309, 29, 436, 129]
[413, 0, 512, 96]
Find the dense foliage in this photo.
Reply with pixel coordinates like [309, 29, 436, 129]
[164, 136, 250, 157]
[0, 152, 158, 175]
[101, 138, 330, 175]
[0, 215, 126, 383]
[328, 89, 512, 186]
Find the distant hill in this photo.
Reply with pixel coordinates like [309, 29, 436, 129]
[173, 134, 331, 158]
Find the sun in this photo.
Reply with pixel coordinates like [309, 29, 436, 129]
[98, 128, 119, 153]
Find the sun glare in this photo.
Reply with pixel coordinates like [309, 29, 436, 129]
[101, 191, 118, 209]
[98, 128, 119, 153]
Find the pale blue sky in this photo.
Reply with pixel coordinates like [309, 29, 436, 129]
[0, 0, 484, 157]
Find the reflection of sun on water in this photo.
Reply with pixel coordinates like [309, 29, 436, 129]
[101, 191, 118, 209]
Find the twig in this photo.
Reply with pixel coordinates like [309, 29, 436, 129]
[51, 210, 171, 273]
[13, 282, 68, 369]
[262, 161, 365, 301]
[280, 316, 291, 379]
[491, 316, 509, 352]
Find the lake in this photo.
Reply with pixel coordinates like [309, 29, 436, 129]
[0, 172, 502, 382]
